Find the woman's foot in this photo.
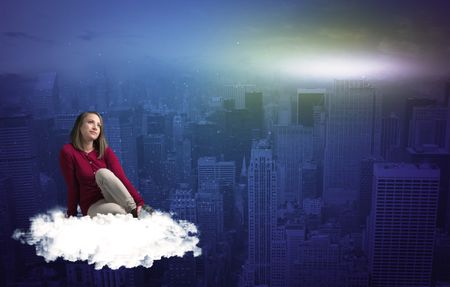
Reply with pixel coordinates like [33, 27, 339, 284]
[130, 205, 154, 218]
[141, 204, 154, 215]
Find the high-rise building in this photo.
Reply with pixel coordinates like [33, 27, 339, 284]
[197, 157, 235, 187]
[299, 161, 319, 200]
[0, 113, 41, 272]
[30, 72, 59, 119]
[358, 157, 383, 225]
[137, 134, 165, 183]
[297, 88, 325, 127]
[245, 92, 264, 133]
[168, 187, 197, 287]
[0, 113, 40, 228]
[368, 163, 439, 286]
[381, 113, 401, 160]
[323, 79, 381, 205]
[196, 183, 224, 251]
[408, 106, 448, 152]
[223, 84, 256, 110]
[286, 224, 306, 287]
[197, 157, 235, 230]
[273, 125, 313, 204]
[247, 139, 277, 285]
[403, 97, 436, 148]
[270, 226, 287, 287]
[297, 233, 341, 287]
[312, 105, 326, 163]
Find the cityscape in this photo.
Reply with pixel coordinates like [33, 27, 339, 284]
[1, 1, 450, 287]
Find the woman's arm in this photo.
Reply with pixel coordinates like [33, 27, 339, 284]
[105, 147, 145, 207]
[59, 145, 80, 216]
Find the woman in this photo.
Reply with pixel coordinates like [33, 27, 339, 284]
[60, 111, 152, 218]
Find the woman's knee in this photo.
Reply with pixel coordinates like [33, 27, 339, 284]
[95, 168, 114, 185]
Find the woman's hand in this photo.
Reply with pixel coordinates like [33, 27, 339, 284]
[137, 205, 142, 217]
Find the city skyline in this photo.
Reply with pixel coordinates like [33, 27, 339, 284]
[1, 1, 450, 286]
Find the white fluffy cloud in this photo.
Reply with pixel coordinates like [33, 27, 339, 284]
[12, 209, 201, 270]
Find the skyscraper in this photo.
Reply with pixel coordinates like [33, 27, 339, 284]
[197, 157, 235, 230]
[247, 139, 277, 286]
[380, 113, 401, 160]
[297, 88, 325, 127]
[0, 113, 41, 273]
[408, 106, 448, 152]
[323, 79, 381, 205]
[222, 84, 256, 110]
[30, 72, 59, 119]
[273, 125, 313, 204]
[368, 163, 439, 286]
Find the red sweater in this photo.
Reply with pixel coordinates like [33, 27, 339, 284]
[59, 143, 144, 216]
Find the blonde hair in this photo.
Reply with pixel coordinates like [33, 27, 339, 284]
[70, 111, 108, 159]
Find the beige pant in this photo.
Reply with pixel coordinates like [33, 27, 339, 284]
[87, 168, 137, 217]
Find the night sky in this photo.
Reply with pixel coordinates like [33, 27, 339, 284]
[1, 0, 449, 80]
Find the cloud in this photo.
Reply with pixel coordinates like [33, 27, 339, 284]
[12, 209, 201, 270]
[3, 32, 53, 44]
[78, 30, 98, 41]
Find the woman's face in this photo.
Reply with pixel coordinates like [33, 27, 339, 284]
[79, 113, 102, 142]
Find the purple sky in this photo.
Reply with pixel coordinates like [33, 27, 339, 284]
[1, 0, 449, 79]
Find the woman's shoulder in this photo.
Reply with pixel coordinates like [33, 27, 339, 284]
[104, 146, 115, 156]
[61, 143, 76, 154]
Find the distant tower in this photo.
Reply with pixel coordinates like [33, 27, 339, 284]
[247, 139, 277, 286]
[30, 72, 59, 118]
[245, 92, 264, 133]
[196, 183, 224, 251]
[380, 113, 400, 160]
[273, 125, 313, 204]
[197, 157, 235, 230]
[296, 88, 325, 127]
[323, 79, 381, 205]
[368, 163, 439, 286]
[408, 106, 448, 152]
[137, 134, 165, 183]
[0, 113, 40, 269]
[223, 84, 256, 110]
[168, 187, 197, 287]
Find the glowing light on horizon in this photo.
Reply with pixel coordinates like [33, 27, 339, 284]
[280, 56, 396, 79]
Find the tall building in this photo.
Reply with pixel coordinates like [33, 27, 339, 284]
[273, 125, 313, 204]
[197, 157, 235, 230]
[403, 97, 436, 148]
[168, 187, 197, 287]
[30, 72, 59, 119]
[312, 105, 326, 163]
[296, 88, 325, 127]
[245, 92, 264, 133]
[380, 113, 401, 160]
[196, 183, 224, 251]
[299, 161, 319, 200]
[358, 157, 383, 225]
[286, 224, 306, 286]
[0, 113, 40, 228]
[368, 163, 439, 286]
[197, 157, 236, 188]
[247, 139, 277, 286]
[137, 134, 165, 183]
[270, 227, 287, 287]
[323, 79, 381, 205]
[297, 234, 341, 287]
[223, 84, 256, 110]
[0, 113, 41, 276]
[408, 106, 448, 152]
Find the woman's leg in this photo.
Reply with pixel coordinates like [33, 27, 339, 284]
[87, 199, 127, 217]
[95, 168, 137, 213]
